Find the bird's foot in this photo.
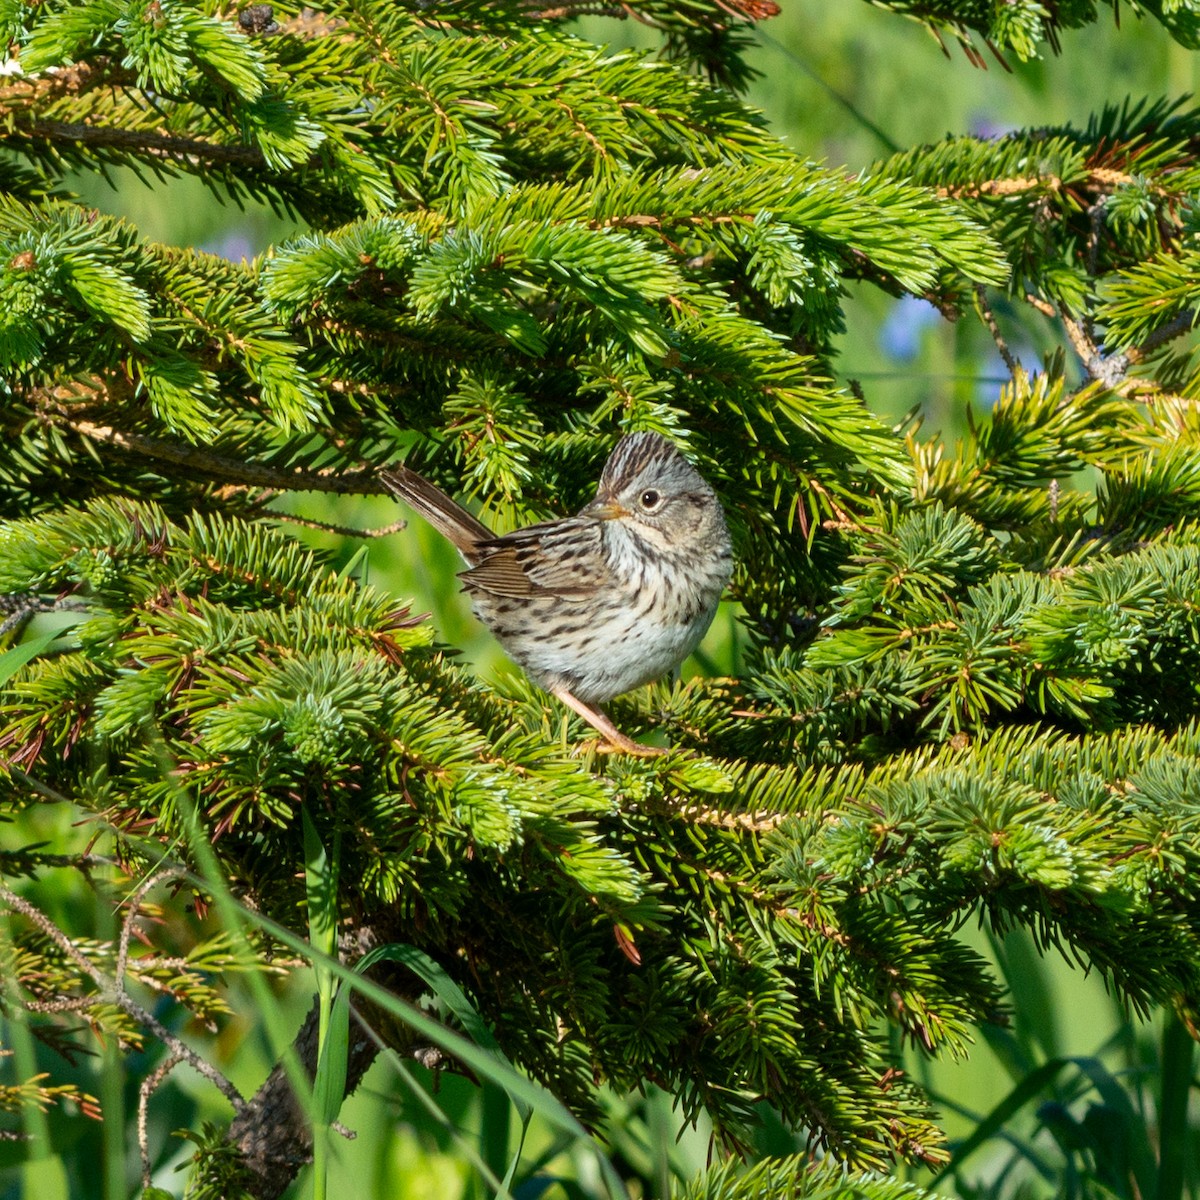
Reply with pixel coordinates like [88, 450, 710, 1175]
[551, 685, 669, 758]
[576, 735, 668, 758]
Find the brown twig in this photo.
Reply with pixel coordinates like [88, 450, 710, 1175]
[939, 166, 1162, 203]
[1024, 292, 1058, 319]
[18, 118, 270, 169]
[674, 802, 784, 831]
[23, 996, 96, 1014]
[139, 1054, 182, 1190]
[1085, 200, 1107, 284]
[115, 868, 187, 997]
[1127, 307, 1200, 363]
[0, 62, 283, 171]
[64, 417, 384, 496]
[0, 882, 243, 1110]
[939, 175, 1057, 199]
[272, 513, 408, 539]
[974, 285, 1020, 374]
[1052, 306, 1132, 390]
[1059, 309, 1098, 367]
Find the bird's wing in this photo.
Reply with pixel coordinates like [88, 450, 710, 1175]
[461, 519, 611, 600]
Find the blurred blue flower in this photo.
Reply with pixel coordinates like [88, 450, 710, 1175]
[879, 295, 940, 361]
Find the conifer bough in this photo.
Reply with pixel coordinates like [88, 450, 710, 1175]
[0, 2, 1198, 1199]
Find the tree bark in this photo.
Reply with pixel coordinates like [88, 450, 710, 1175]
[226, 999, 381, 1200]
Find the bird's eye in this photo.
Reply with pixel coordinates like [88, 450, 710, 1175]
[639, 489, 662, 510]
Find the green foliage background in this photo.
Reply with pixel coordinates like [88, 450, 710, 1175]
[1, 2, 1200, 1199]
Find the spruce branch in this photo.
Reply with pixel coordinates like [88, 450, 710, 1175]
[138, 1053, 181, 1193]
[0, 881, 244, 1112]
[17, 118, 270, 171]
[1127, 308, 1200, 361]
[865, 0, 1200, 61]
[0, 60, 278, 170]
[5, 2, 1200, 1195]
[973, 285, 1020, 375]
[61, 415, 382, 496]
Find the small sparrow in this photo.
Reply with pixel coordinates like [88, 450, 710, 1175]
[381, 432, 732, 754]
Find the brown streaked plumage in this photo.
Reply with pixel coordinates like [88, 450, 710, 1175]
[380, 431, 732, 755]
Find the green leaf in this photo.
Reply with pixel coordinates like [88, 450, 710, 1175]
[0, 630, 72, 685]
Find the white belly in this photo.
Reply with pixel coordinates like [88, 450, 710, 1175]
[478, 589, 718, 704]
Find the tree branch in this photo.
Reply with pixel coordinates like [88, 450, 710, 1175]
[224, 996, 380, 1199]
[18, 118, 269, 169]
[974, 284, 1020, 374]
[272, 512, 408, 539]
[0, 881, 244, 1111]
[0, 61, 279, 172]
[1052, 304, 1132, 390]
[139, 1054, 181, 1191]
[63, 416, 385, 496]
[1127, 307, 1200, 363]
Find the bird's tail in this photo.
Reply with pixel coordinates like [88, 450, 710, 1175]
[379, 465, 494, 557]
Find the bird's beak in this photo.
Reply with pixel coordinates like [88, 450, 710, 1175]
[582, 496, 628, 521]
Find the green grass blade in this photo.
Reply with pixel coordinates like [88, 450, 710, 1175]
[387, 1056, 517, 1200]
[931, 1057, 1069, 1185]
[354, 943, 533, 1124]
[248, 923, 629, 1199]
[302, 807, 342, 1200]
[1154, 1014, 1194, 1200]
[122, 798, 623, 1199]
[348, 942, 535, 1198]
[0, 910, 70, 1200]
[160, 770, 318, 1180]
[1070, 1054, 1158, 1200]
[0, 631, 71, 686]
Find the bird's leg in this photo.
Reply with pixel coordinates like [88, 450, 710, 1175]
[550, 685, 667, 757]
